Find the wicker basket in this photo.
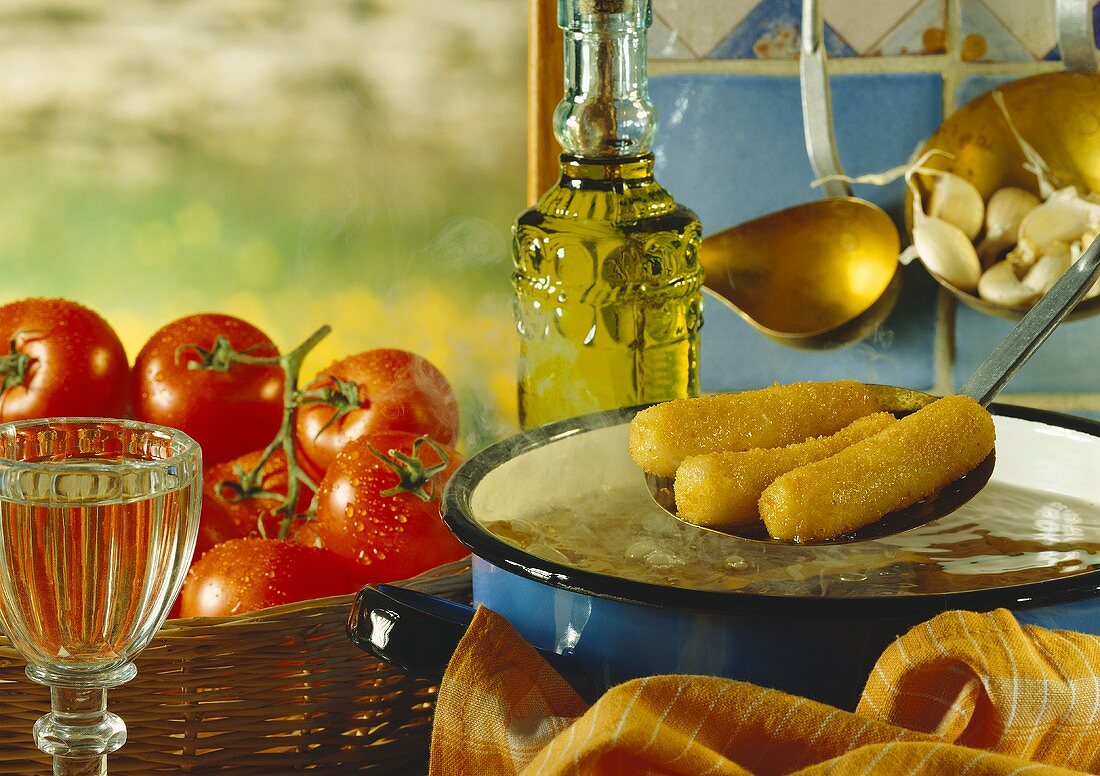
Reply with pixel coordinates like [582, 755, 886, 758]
[0, 559, 471, 773]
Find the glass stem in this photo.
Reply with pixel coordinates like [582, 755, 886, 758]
[33, 685, 126, 776]
[54, 754, 106, 776]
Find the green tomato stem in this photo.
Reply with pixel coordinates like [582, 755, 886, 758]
[210, 324, 333, 540]
[0, 332, 37, 395]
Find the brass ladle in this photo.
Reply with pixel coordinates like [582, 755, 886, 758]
[906, 2, 1100, 321]
[699, 0, 900, 350]
[648, 233, 1100, 545]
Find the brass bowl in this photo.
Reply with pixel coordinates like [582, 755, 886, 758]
[906, 71, 1100, 321]
[700, 197, 900, 350]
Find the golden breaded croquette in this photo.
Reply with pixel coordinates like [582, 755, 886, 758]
[674, 411, 897, 529]
[629, 380, 883, 477]
[759, 395, 995, 542]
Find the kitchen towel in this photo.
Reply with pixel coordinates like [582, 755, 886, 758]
[429, 607, 1100, 775]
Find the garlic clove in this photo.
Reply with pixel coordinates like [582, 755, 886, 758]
[927, 172, 985, 241]
[1018, 197, 1094, 251]
[913, 216, 982, 293]
[978, 260, 1039, 307]
[976, 187, 1040, 265]
[1022, 252, 1072, 295]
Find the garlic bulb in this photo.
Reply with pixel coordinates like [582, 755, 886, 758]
[976, 187, 1039, 265]
[978, 260, 1038, 307]
[1022, 251, 1072, 294]
[927, 172, 984, 241]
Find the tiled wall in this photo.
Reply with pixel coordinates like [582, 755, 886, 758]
[647, 0, 1100, 418]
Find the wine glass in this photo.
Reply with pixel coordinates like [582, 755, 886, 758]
[0, 418, 201, 776]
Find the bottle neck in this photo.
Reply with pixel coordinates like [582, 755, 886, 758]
[554, 0, 655, 158]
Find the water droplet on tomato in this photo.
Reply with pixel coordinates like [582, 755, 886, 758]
[154, 372, 165, 383]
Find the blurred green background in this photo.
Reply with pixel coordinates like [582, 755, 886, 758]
[0, 0, 527, 449]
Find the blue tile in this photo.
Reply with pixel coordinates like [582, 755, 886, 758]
[650, 72, 944, 237]
[955, 74, 1016, 107]
[953, 303, 1100, 393]
[700, 264, 938, 392]
[707, 0, 856, 59]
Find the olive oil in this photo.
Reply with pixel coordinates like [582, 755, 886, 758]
[512, 0, 703, 428]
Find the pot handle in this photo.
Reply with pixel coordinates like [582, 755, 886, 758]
[347, 584, 601, 702]
[347, 584, 474, 678]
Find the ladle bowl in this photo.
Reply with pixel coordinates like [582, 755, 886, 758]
[700, 198, 900, 349]
[907, 71, 1100, 321]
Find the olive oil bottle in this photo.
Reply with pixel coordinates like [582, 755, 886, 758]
[513, 0, 703, 429]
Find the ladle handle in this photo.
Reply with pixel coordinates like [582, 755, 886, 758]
[800, 0, 850, 199]
[1056, 0, 1098, 73]
[960, 234, 1100, 406]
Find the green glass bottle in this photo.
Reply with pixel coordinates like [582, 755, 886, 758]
[512, 0, 703, 429]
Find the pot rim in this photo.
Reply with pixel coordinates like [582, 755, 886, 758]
[442, 402, 1100, 618]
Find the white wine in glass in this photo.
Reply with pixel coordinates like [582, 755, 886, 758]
[0, 418, 201, 776]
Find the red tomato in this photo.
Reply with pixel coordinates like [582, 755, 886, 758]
[0, 298, 129, 420]
[294, 349, 459, 482]
[310, 430, 468, 582]
[132, 314, 284, 465]
[200, 449, 312, 554]
[179, 538, 372, 617]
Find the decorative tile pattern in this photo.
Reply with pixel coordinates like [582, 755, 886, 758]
[649, 13, 698, 59]
[869, 0, 947, 56]
[652, 0, 760, 60]
[652, 0, 947, 59]
[708, 0, 855, 59]
[959, 0, 1100, 62]
[827, 0, 945, 56]
[958, 0, 1035, 62]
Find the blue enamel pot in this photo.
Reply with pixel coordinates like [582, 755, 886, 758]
[428, 404, 1100, 711]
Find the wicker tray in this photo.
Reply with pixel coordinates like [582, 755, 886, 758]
[0, 559, 471, 773]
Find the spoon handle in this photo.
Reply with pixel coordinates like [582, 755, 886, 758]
[960, 233, 1100, 406]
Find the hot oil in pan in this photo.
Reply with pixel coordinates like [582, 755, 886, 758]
[484, 480, 1100, 597]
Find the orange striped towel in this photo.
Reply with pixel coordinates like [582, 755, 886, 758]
[429, 607, 1100, 775]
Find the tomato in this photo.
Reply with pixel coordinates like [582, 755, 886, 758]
[294, 349, 459, 482]
[200, 449, 312, 554]
[0, 298, 129, 420]
[179, 537, 372, 617]
[132, 314, 284, 465]
[309, 430, 467, 582]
